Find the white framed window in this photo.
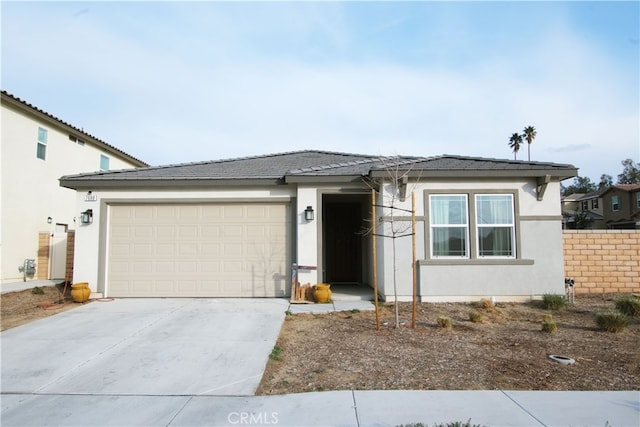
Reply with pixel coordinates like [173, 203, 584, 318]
[611, 195, 620, 212]
[592, 198, 599, 209]
[581, 200, 588, 211]
[100, 154, 110, 171]
[636, 192, 640, 209]
[475, 194, 515, 258]
[429, 194, 469, 258]
[37, 127, 47, 160]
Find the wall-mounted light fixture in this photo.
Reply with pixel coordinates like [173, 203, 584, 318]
[80, 209, 93, 224]
[304, 206, 315, 221]
[47, 216, 53, 224]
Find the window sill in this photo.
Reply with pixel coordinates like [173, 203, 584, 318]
[418, 258, 534, 266]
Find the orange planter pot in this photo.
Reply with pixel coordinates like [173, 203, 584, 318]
[70, 282, 91, 303]
[313, 283, 332, 303]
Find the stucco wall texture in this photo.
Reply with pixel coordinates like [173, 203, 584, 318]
[563, 230, 640, 294]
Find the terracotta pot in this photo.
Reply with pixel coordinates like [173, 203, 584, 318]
[70, 282, 91, 303]
[313, 283, 332, 303]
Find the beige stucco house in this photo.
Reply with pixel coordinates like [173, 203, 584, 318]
[61, 150, 577, 302]
[1, 91, 147, 285]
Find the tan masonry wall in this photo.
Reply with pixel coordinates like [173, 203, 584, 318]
[65, 230, 75, 283]
[563, 230, 640, 294]
[37, 232, 50, 280]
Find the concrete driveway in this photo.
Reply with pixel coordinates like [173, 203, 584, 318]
[1, 298, 288, 396]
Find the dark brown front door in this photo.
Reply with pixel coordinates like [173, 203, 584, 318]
[324, 202, 362, 283]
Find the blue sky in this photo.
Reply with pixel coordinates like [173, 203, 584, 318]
[2, 1, 638, 182]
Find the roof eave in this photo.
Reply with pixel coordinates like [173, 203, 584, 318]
[59, 177, 285, 190]
[284, 175, 366, 184]
[369, 168, 578, 180]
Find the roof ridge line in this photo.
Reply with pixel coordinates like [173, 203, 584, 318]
[288, 157, 383, 174]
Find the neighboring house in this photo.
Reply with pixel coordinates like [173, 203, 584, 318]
[562, 185, 640, 229]
[1, 91, 147, 285]
[600, 184, 640, 229]
[60, 150, 577, 302]
[562, 190, 605, 229]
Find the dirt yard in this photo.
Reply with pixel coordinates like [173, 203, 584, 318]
[0, 285, 86, 331]
[3, 287, 638, 393]
[257, 295, 640, 395]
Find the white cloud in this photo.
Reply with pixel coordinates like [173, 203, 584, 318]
[2, 2, 637, 182]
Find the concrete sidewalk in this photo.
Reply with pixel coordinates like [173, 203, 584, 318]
[2, 390, 638, 426]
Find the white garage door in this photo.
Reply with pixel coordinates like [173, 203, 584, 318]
[107, 203, 291, 297]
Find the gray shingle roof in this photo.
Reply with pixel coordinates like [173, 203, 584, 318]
[60, 150, 577, 189]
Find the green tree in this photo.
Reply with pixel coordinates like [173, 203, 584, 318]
[508, 133, 523, 160]
[598, 174, 613, 189]
[562, 176, 597, 196]
[523, 125, 537, 161]
[572, 210, 593, 230]
[617, 158, 640, 184]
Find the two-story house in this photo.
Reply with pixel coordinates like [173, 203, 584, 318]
[600, 184, 640, 229]
[562, 185, 640, 229]
[1, 91, 147, 286]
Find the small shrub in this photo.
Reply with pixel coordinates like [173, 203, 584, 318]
[433, 421, 483, 427]
[269, 345, 283, 361]
[285, 310, 293, 316]
[469, 310, 483, 323]
[476, 298, 495, 310]
[350, 308, 360, 314]
[542, 294, 567, 311]
[595, 311, 628, 332]
[615, 296, 640, 318]
[437, 316, 452, 329]
[31, 286, 44, 295]
[541, 314, 558, 333]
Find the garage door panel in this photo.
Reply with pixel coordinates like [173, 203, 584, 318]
[134, 206, 154, 219]
[177, 243, 198, 256]
[108, 203, 290, 297]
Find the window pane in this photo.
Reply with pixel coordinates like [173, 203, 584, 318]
[38, 127, 47, 143]
[478, 227, 513, 257]
[611, 196, 619, 211]
[36, 143, 46, 160]
[476, 195, 513, 224]
[430, 195, 467, 225]
[100, 155, 110, 171]
[432, 227, 467, 257]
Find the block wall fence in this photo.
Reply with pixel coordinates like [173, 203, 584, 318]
[563, 230, 640, 294]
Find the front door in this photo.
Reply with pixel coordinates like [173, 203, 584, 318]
[323, 201, 362, 284]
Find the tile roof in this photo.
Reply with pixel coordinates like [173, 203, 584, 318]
[60, 150, 577, 189]
[612, 184, 640, 191]
[1, 90, 148, 167]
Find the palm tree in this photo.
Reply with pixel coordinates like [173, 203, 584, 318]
[508, 133, 523, 160]
[523, 125, 537, 161]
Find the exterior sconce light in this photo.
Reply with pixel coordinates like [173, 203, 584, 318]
[80, 209, 93, 224]
[304, 206, 314, 221]
[47, 216, 53, 224]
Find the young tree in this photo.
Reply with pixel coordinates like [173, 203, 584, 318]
[617, 158, 640, 184]
[366, 156, 419, 329]
[572, 210, 593, 230]
[508, 133, 523, 160]
[522, 125, 537, 161]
